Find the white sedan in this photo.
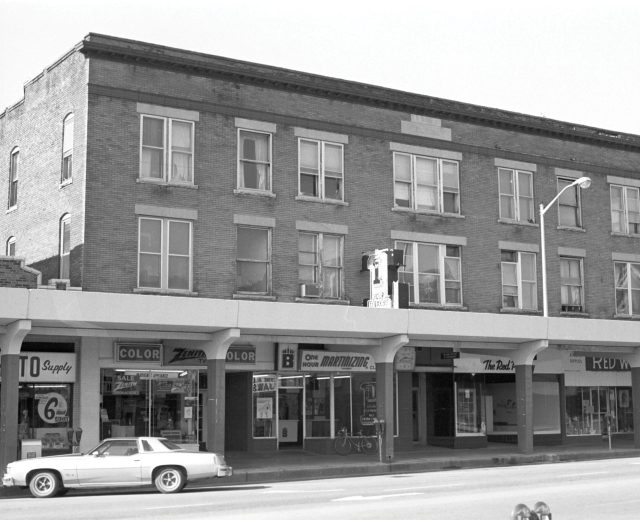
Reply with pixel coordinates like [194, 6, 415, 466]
[2, 437, 232, 498]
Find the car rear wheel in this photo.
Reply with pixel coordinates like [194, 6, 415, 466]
[154, 467, 186, 494]
[29, 471, 61, 498]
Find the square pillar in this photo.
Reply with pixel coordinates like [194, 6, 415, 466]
[515, 364, 534, 453]
[375, 361, 394, 462]
[632, 367, 640, 449]
[0, 354, 20, 471]
[206, 358, 226, 453]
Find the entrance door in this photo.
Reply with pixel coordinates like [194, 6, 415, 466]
[278, 386, 303, 447]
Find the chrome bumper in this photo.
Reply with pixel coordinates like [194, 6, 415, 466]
[2, 474, 15, 487]
[217, 465, 232, 477]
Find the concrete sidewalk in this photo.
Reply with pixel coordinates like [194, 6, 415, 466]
[219, 439, 640, 486]
[2, 440, 639, 497]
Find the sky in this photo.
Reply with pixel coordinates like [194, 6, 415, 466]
[1, 0, 640, 135]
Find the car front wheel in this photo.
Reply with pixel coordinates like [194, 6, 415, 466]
[154, 467, 186, 494]
[29, 471, 61, 498]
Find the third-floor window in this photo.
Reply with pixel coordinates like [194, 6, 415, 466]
[557, 177, 584, 228]
[499, 168, 534, 223]
[393, 152, 460, 214]
[614, 261, 640, 316]
[238, 129, 272, 192]
[298, 139, 344, 201]
[611, 184, 640, 236]
[140, 115, 194, 184]
[7, 147, 18, 209]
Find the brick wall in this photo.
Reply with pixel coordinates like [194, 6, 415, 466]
[0, 257, 40, 288]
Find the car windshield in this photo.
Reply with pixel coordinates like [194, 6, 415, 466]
[159, 439, 182, 450]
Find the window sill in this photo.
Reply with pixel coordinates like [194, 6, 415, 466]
[557, 225, 585, 233]
[137, 179, 199, 190]
[613, 314, 640, 320]
[409, 303, 468, 311]
[5, 206, 17, 214]
[499, 308, 542, 315]
[295, 196, 349, 206]
[560, 311, 589, 317]
[294, 297, 351, 305]
[133, 288, 198, 296]
[498, 218, 538, 227]
[611, 232, 640, 239]
[233, 188, 276, 198]
[392, 207, 464, 219]
[59, 179, 73, 189]
[233, 293, 277, 301]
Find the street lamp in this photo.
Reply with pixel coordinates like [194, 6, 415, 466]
[539, 176, 591, 317]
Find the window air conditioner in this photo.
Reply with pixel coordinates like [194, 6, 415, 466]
[300, 283, 321, 297]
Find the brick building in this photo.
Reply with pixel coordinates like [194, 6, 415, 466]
[1, 34, 640, 472]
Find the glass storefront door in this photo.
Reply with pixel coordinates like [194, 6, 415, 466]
[101, 369, 199, 444]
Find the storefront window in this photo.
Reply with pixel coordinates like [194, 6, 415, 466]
[101, 368, 199, 444]
[305, 374, 332, 437]
[253, 374, 276, 438]
[533, 379, 560, 433]
[18, 384, 73, 453]
[455, 374, 485, 435]
[566, 386, 633, 435]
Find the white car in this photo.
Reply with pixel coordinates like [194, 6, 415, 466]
[2, 437, 232, 498]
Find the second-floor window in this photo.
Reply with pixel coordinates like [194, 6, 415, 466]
[501, 250, 537, 310]
[614, 261, 640, 316]
[59, 214, 71, 279]
[238, 130, 272, 192]
[138, 217, 192, 291]
[236, 226, 271, 294]
[6, 236, 16, 256]
[396, 241, 462, 305]
[557, 178, 583, 228]
[499, 168, 534, 223]
[611, 185, 640, 236]
[560, 257, 584, 312]
[298, 139, 344, 201]
[140, 115, 194, 184]
[8, 148, 18, 209]
[61, 113, 74, 183]
[298, 232, 343, 298]
[393, 152, 460, 214]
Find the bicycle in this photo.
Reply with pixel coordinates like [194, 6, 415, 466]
[334, 427, 378, 455]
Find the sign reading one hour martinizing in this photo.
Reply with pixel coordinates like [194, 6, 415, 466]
[299, 351, 376, 372]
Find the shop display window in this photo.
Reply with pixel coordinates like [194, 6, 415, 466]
[305, 375, 333, 437]
[455, 374, 485, 435]
[18, 384, 73, 453]
[532, 380, 560, 433]
[253, 374, 276, 438]
[101, 369, 199, 445]
[565, 386, 633, 436]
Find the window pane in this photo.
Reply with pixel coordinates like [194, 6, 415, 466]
[168, 256, 189, 290]
[416, 186, 438, 211]
[300, 173, 318, 197]
[325, 176, 342, 200]
[62, 220, 71, 254]
[394, 154, 411, 182]
[300, 140, 319, 171]
[140, 254, 161, 287]
[140, 219, 162, 253]
[63, 115, 74, 153]
[394, 181, 411, 207]
[500, 195, 515, 220]
[442, 161, 459, 189]
[322, 235, 341, 267]
[522, 282, 537, 309]
[610, 186, 623, 211]
[499, 169, 514, 195]
[631, 264, 640, 289]
[502, 263, 517, 286]
[168, 221, 190, 255]
[616, 289, 629, 314]
[172, 121, 191, 151]
[237, 262, 268, 292]
[518, 172, 532, 196]
[241, 131, 269, 162]
[171, 152, 192, 182]
[324, 144, 342, 174]
[143, 117, 164, 147]
[521, 253, 536, 281]
[415, 157, 437, 185]
[418, 273, 439, 303]
[238, 228, 268, 261]
[519, 196, 533, 222]
[322, 266, 340, 298]
[417, 244, 438, 274]
[142, 149, 163, 179]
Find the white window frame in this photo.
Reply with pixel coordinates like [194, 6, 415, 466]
[395, 241, 462, 306]
[6, 236, 16, 256]
[498, 167, 534, 223]
[560, 257, 584, 313]
[501, 251, 538, 310]
[236, 225, 272, 294]
[237, 129, 272, 193]
[59, 214, 71, 279]
[614, 261, 640, 316]
[139, 115, 195, 185]
[137, 217, 193, 292]
[298, 139, 344, 201]
[298, 232, 344, 299]
[8, 147, 18, 209]
[61, 113, 74, 184]
[610, 185, 640, 236]
[393, 152, 460, 214]
[557, 177, 583, 228]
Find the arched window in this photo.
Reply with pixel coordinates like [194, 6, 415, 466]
[8, 147, 19, 209]
[6, 236, 16, 257]
[61, 113, 74, 183]
[59, 214, 71, 279]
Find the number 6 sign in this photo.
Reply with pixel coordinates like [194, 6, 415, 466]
[37, 392, 68, 424]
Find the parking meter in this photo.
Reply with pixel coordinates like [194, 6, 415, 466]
[533, 501, 552, 520]
[511, 504, 531, 520]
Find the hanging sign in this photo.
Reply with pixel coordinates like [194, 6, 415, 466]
[299, 351, 376, 372]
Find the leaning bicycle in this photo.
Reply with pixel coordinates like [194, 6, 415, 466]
[334, 427, 378, 455]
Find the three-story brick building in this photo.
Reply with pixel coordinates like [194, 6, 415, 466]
[1, 34, 640, 471]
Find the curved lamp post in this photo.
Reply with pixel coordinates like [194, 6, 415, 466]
[540, 176, 591, 317]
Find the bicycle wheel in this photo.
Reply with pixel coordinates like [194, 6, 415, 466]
[334, 436, 351, 455]
[363, 436, 378, 454]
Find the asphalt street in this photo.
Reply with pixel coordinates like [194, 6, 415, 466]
[3, 457, 640, 520]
